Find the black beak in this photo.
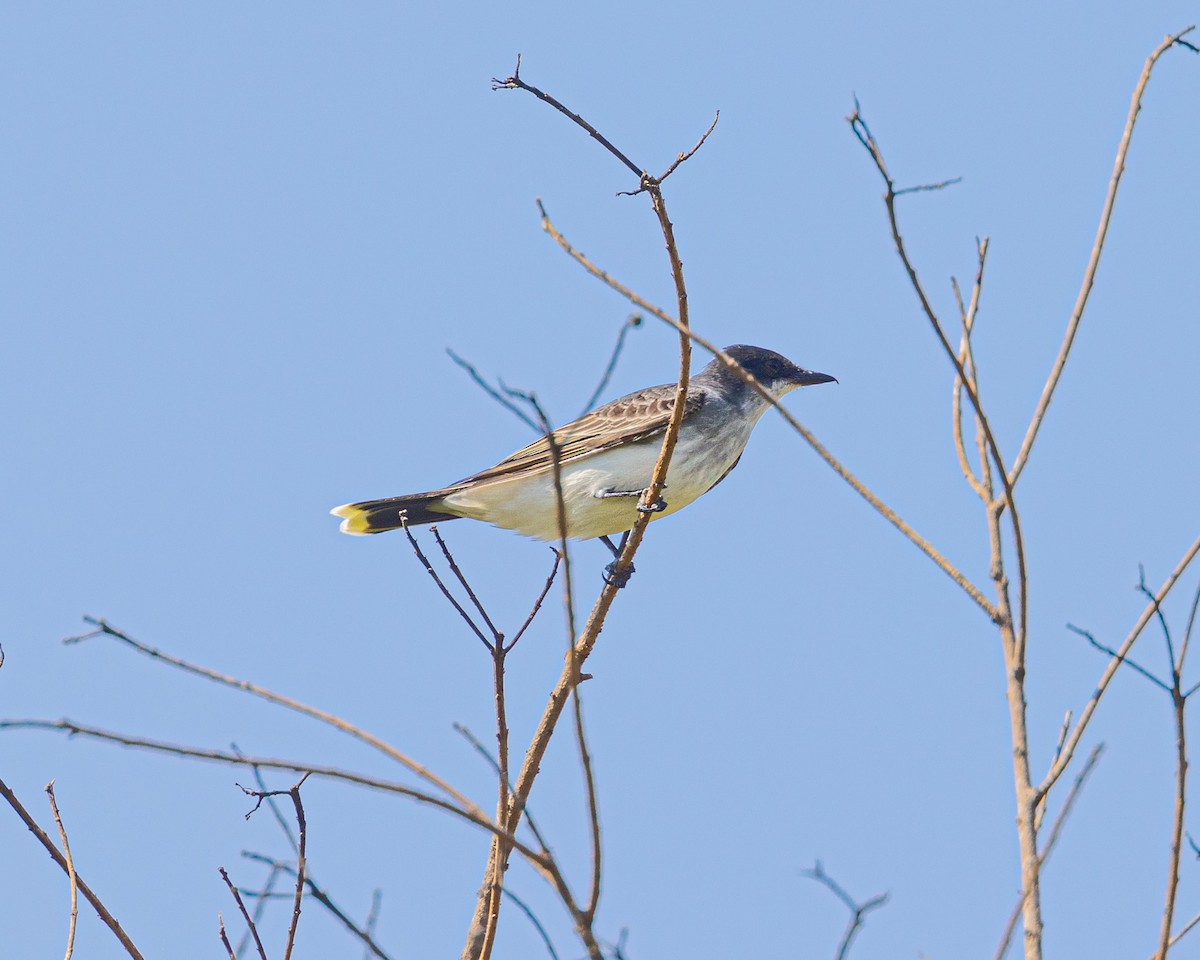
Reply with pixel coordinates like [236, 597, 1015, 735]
[793, 368, 838, 387]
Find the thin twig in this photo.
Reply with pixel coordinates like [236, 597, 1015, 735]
[219, 867, 268, 960]
[433, 526, 502, 641]
[447, 348, 540, 433]
[63, 617, 480, 815]
[241, 853, 394, 960]
[1043, 533, 1200, 797]
[452, 723, 552, 853]
[1067, 624, 1171, 692]
[401, 519, 493, 650]
[1009, 26, 1198, 484]
[363, 889, 383, 960]
[848, 99, 1028, 654]
[237, 864, 283, 959]
[44, 782, 78, 960]
[802, 860, 889, 960]
[218, 914, 237, 960]
[3, 719, 550, 868]
[508, 550, 563, 650]
[580, 314, 642, 416]
[0, 776, 145, 960]
[503, 886, 562, 960]
[492, 54, 643, 181]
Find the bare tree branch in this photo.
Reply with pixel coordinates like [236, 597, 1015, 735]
[44, 782, 78, 960]
[1009, 26, 1198, 484]
[802, 860, 889, 960]
[63, 617, 480, 816]
[0, 776, 145, 960]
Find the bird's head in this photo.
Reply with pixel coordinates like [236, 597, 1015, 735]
[711, 344, 837, 399]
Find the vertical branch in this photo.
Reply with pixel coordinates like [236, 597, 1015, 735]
[282, 776, 310, 960]
[44, 782, 78, 960]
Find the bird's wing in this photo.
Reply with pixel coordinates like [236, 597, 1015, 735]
[456, 384, 705, 486]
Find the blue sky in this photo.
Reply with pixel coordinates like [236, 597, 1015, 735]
[3, 4, 1199, 958]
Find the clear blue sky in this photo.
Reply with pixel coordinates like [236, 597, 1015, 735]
[3, 4, 1199, 957]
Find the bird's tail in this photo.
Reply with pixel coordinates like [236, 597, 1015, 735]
[331, 490, 462, 535]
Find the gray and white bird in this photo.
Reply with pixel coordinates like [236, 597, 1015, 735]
[332, 344, 835, 543]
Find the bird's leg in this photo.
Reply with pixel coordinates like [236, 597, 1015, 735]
[600, 530, 635, 588]
[595, 486, 668, 514]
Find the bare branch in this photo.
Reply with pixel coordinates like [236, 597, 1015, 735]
[44, 782, 78, 960]
[503, 886, 562, 960]
[1009, 26, 1198, 484]
[579, 314, 642, 417]
[241, 853, 395, 960]
[1067, 624, 1171, 692]
[802, 860, 889, 960]
[1042, 533, 1200, 797]
[63, 617, 480, 815]
[219, 867, 268, 960]
[0, 776, 145, 960]
[447, 348, 541, 434]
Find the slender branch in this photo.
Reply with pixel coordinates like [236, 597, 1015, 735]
[503, 886, 561, 960]
[63, 617, 480, 815]
[492, 55, 643, 179]
[453, 722, 552, 854]
[0, 776, 145, 960]
[241, 853, 394, 960]
[1042, 533, 1200, 797]
[1067, 624, 1171, 692]
[447, 348, 541, 433]
[400, 521, 493, 651]
[580, 314, 642, 417]
[848, 100, 1028, 655]
[802, 861, 889, 960]
[218, 914, 237, 960]
[237, 864, 283, 959]
[536, 199, 997, 620]
[3, 719, 551, 868]
[1009, 26, 1197, 484]
[219, 867, 268, 960]
[44, 782, 78, 960]
[433, 527, 502, 640]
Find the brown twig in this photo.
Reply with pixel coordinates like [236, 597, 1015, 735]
[1010, 26, 1198, 485]
[535, 199, 998, 621]
[239, 775, 311, 960]
[802, 860, 889, 960]
[847, 98, 1028, 653]
[44, 782, 78, 960]
[63, 617, 479, 815]
[0, 776, 145, 960]
[219, 866, 269, 960]
[3, 719, 552, 868]
[471, 61, 704, 960]
[218, 914, 237, 960]
[238, 862, 284, 959]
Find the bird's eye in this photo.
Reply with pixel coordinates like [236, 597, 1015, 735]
[764, 357, 782, 378]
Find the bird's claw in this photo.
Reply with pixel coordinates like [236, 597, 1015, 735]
[603, 560, 635, 588]
[637, 496, 667, 515]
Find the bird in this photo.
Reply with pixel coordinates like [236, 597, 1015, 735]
[332, 345, 835, 555]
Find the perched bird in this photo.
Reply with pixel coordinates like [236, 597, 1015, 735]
[332, 345, 834, 556]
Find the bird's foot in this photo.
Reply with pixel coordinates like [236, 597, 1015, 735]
[637, 496, 667, 514]
[603, 559, 635, 588]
